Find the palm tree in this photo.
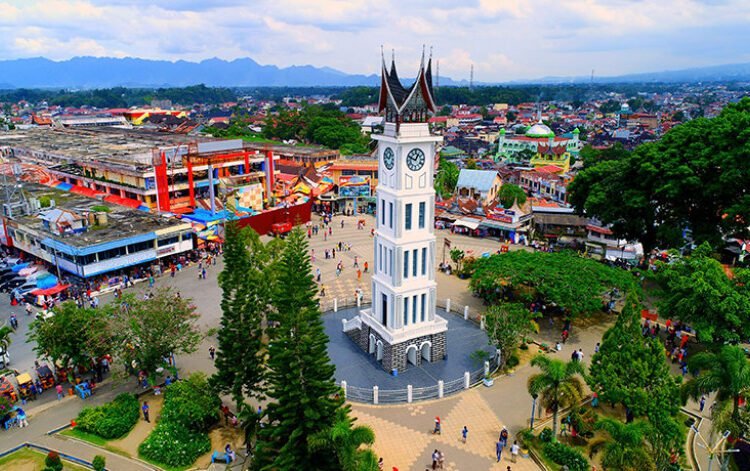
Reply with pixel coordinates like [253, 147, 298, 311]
[683, 345, 750, 422]
[309, 407, 379, 471]
[527, 354, 586, 437]
[589, 418, 655, 470]
[0, 325, 12, 352]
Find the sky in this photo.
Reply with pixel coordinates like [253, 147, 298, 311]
[0, 0, 749, 82]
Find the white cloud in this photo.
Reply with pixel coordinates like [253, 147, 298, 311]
[0, 0, 748, 80]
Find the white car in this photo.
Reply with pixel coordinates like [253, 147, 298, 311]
[0, 347, 9, 369]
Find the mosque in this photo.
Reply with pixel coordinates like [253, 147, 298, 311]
[495, 119, 581, 173]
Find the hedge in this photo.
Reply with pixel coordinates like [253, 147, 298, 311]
[543, 441, 589, 471]
[75, 393, 140, 439]
[138, 373, 219, 468]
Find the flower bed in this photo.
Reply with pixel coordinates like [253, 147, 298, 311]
[138, 374, 220, 468]
[75, 393, 140, 440]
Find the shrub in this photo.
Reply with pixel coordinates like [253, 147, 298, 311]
[139, 420, 211, 467]
[45, 451, 63, 471]
[76, 393, 140, 439]
[92, 455, 106, 471]
[506, 353, 520, 368]
[543, 441, 589, 471]
[138, 373, 219, 468]
[539, 427, 554, 443]
[160, 373, 220, 431]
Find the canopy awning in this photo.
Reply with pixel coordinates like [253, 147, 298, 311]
[454, 217, 482, 230]
[15, 373, 32, 385]
[30, 283, 71, 296]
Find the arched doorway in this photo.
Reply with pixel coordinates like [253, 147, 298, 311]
[376, 341, 384, 362]
[420, 341, 432, 362]
[369, 334, 376, 354]
[406, 345, 418, 366]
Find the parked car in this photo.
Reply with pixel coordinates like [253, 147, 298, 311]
[0, 347, 9, 369]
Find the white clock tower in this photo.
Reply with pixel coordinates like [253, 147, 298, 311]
[344, 52, 447, 372]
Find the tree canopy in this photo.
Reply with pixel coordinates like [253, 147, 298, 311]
[435, 158, 459, 198]
[212, 222, 272, 412]
[569, 97, 750, 250]
[527, 355, 586, 437]
[256, 229, 343, 470]
[588, 294, 681, 418]
[262, 104, 371, 154]
[497, 183, 527, 208]
[469, 250, 637, 317]
[656, 243, 750, 345]
[28, 302, 110, 371]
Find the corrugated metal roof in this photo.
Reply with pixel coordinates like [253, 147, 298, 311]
[456, 169, 499, 192]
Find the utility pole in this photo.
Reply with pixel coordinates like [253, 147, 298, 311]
[469, 64, 474, 90]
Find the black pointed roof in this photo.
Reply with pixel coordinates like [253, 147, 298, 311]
[378, 53, 436, 116]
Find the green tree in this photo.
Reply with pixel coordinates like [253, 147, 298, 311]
[484, 302, 537, 367]
[683, 345, 750, 427]
[599, 99, 621, 114]
[570, 97, 750, 250]
[470, 251, 636, 317]
[657, 243, 750, 345]
[0, 325, 12, 352]
[465, 158, 478, 169]
[28, 302, 110, 372]
[506, 110, 517, 122]
[438, 105, 452, 116]
[497, 183, 527, 208]
[309, 407, 379, 471]
[527, 355, 586, 437]
[255, 229, 342, 470]
[212, 222, 269, 414]
[588, 293, 681, 418]
[109, 289, 202, 381]
[435, 158, 459, 198]
[589, 418, 655, 470]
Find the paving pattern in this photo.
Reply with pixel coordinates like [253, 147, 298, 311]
[353, 389, 539, 471]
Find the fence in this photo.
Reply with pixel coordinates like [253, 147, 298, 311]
[339, 352, 499, 404]
[329, 297, 498, 404]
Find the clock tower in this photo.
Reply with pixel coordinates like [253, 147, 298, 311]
[344, 51, 447, 372]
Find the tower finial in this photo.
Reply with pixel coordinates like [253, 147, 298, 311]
[391, 49, 395, 63]
[429, 46, 433, 59]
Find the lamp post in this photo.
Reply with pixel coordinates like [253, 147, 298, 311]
[530, 393, 538, 430]
[692, 427, 739, 471]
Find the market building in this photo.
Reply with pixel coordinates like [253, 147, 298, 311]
[1, 182, 193, 280]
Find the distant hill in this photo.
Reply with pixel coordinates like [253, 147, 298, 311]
[0, 56, 384, 88]
[515, 62, 750, 84]
[0, 56, 748, 89]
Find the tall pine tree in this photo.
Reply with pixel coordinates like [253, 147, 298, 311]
[588, 293, 681, 418]
[255, 228, 342, 470]
[212, 222, 268, 413]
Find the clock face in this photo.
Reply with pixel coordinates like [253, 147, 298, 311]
[383, 147, 395, 170]
[406, 148, 426, 171]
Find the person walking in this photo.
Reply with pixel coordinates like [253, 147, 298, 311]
[461, 425, 468, 443]
[142, 401, 150, 423]
[353, 256, 359, 268]
[364, 261, 369, 273]
[510, 440, 519, 463]
[357, 269, 362, 281]
[431, 450, 439, 470]
[56, 383, 64, 400]
[496, 438, 504, 462]
[209, 345, 216, 360]
[699, 395, 706, 413]
[433, 416, 441, 434]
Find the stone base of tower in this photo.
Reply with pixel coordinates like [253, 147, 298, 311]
[343, 310, 447, 373]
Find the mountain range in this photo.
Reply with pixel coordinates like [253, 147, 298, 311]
[0, 56, 749, 89]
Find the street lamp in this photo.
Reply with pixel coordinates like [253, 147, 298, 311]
[692, 426, 739, 471]
[530, 393, 539, 430]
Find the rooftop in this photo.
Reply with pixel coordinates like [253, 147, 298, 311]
[456, 169, 499, 192]
[8, 182, 189, 249]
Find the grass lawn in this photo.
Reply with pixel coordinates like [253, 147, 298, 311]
[0, 447, 91, 471]
[137, 453, 191, 471]
[61, 428, 109, 447]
